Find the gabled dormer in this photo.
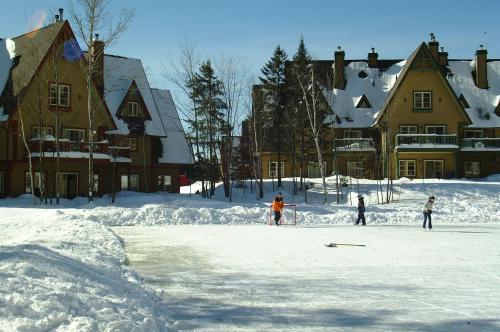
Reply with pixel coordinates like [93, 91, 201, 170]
[116, 80, 152, 135]
[355, 94, 372, 108]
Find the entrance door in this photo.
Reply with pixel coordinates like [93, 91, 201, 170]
[57, 173, 78, 198]
[424, 160, 443, 179]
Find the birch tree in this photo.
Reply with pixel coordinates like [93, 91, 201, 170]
[296, 64, 328, 204]
[68, 0, 133, 202]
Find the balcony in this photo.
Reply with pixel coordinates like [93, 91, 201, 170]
[395, 134, 459, 151]
[334, 138, 376, 152]
[460, 138, 500, 152]
[27, 137, 131, 162]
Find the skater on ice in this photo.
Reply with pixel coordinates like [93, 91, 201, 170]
[272, 192, 284, 225]
[423, 196, 435, 230]
[354, 195, 366, 226]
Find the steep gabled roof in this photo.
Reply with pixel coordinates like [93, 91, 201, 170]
[151, 88, 194, 164]
[10, 21, 66, 96]
[374, 42, 472, 125]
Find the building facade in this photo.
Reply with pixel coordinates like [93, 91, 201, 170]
[0, 17, 192, 198]
[252, 36, 500, 180]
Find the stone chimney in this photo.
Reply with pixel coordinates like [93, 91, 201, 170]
[333, 46, 345, 89]
[428, 33, 439, 61]
[368, 47, 378, 68]
[475, 45, 488, 89]
[438, 46, 448, 66]
[91, 34, 105, 96]
[58, 8, 64, 21]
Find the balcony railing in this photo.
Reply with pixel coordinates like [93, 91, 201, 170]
[460, 138, 500, 151]
[395, 134, 459, 150]
[334, 138, 375, 152]
[27, 138, 130, 160]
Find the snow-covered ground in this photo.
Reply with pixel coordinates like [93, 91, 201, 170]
[1, 176, 500, 330]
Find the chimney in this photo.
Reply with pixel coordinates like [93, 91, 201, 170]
[368, 47, 378, 68]
[428, 33, 439, 61]
[333, 46, 346, 89]
[438, 46, 448, 66]
[55, 15, 60, 22]
[58, 8, 64, 21]
[91, 33, 105, 96]
[475, 45, 488, 89]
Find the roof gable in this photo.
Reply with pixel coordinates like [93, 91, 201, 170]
[116, 80, 152, 120]
[375, 42, 472, 125]
[355, 94, 372, 108]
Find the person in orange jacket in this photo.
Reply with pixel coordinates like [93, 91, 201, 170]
[272, 192, 285, 225]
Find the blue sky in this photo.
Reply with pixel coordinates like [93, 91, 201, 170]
[1, 0, 499, 89]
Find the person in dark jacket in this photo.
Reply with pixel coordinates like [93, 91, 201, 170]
[355, 195, 366, 226]
[423, 196, 435, 230]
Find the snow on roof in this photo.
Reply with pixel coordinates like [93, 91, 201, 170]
[151, 88, 194, 165]
[447, 60, 500, 128]
[0, 38, 15, 118]
[322, 60, 406, 128]
[103, 55, 166, 136]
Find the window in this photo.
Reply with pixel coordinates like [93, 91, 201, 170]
[399, 125, 418, 144]
[125, 102, 140, 117]
[414, 91, 432, 110]
[399, 160, 416, 178]
[347, 161, 363, 178]
[121, 137, 137, 151]
[62, 128, 85, 142]
[425, 125, 446, 135]
[268, 161, 285, 178]
[32, 126, 53, 139]
[49, 83, 71, 107]
[0, 171, 4, 193]
[399, 125, 418, 135]
[129, 174, 139, 191]
[424, 160, 444, 179]
[308, 162, 326, 178]
[464, 162, 480, 178]
[158, 175, 172, 192]
[25, 172, 45, 194]
[120, 175, 128, 191]
[344, 129, 363, 138]
[464, 130, 483, 138]
[93, 174, 99, 193]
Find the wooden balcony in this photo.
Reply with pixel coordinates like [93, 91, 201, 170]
[334, 138, 376, 153]
[27, 138, 131, 162]
[395, 134, 459, 151]
[460, 138, 500, 152]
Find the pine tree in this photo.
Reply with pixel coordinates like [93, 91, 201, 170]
[188, 60, 227, 198]
[291, 37, 311, 193]
[259, 46, 288, 188]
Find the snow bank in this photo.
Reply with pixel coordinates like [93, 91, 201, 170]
[0, 208, 172, 330]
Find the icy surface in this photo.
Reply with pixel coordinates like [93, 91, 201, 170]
[114, 224, 500, 331]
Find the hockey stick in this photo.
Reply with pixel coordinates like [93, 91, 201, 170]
[324, 243, 366, 248]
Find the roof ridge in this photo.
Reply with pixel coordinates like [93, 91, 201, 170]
[11, 20, 65, 40]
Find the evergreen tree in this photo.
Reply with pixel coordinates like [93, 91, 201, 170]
[291, 37, 311, 192]
[259, 46, 288, 187]
[188, 60, 227, 198]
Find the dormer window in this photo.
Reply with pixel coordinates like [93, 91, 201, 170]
[49, 83, 70, 107]
[125, 102, 141, 117]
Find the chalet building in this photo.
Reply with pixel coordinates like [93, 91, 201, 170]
[253, 36, 500, 180]
[0, 16, 192, 198]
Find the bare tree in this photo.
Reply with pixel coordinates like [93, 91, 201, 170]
[68, 0, 134, 202]
[297, 64, 328, 204]
[16, 99, 35, 204]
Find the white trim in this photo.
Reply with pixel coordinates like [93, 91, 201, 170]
[399, 159, 416, 177]
[414, 91, 432, 109]
[268, 161, 285, 178]
[424, 160, 444, 179]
